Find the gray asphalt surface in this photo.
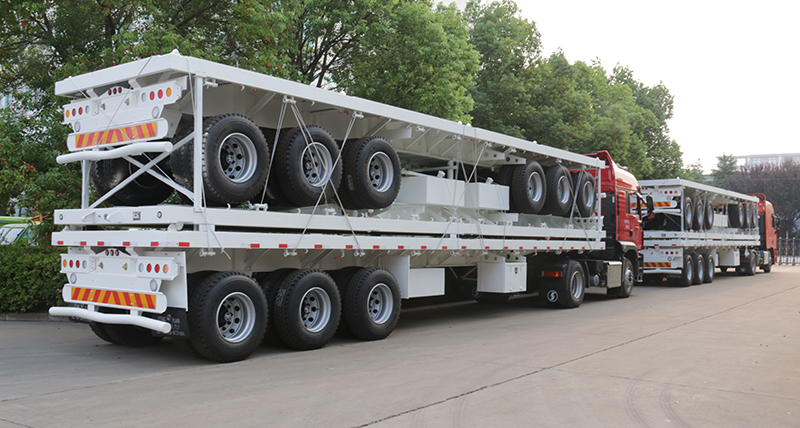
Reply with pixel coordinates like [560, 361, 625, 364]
[1, 266, 799, 427]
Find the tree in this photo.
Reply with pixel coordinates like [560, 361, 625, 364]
[334, 1, 480, 122]
[680, 159, 706, 183]
[466, 0, 542, 138]
[723, 162, 800, 237]
[711, 153, 737, 187]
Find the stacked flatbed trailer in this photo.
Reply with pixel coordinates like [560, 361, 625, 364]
[639, 179, 770, 286]
[48, 52, 637, 362]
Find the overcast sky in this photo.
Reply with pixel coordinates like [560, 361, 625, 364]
[458, 0, 800, 172]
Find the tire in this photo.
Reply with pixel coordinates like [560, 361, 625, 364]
[541, 260, 585, 308]
[187, 272, 268, 363]
[274, 270, 341, 350]
[609, 257, 634, 298]
[103, 324, 164, 347]
[746, 250, 758, 275]
[341, 137, 401, 209]
[683, 197, 693, 231]
[704, 254, 715, 283]
[341, 268, 401, 341]
[94, 155, 174, 206]
[509, 161, 547, 214]
[254, 269, 295, 345]
[692, 253, 704, 285]
[543, 165, 573, 217]
[692, 199, 705, 231]
[571, 170, 596, 218]
[171, 114, 270, 206]
[328, 267, 362, 337]
[90, 322, 118, 344]
[740, 251, 756, 276]
[704, 203, 714, 230]
[728, 203, 743, 228]
[678, 253, 693, 287]
[275, 125, 342, 207]
[471, 286, 512, 304]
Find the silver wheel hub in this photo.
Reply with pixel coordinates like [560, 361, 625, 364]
[216, 292, 256, 343]
[368, 152, 393, 193]
[219, 133, 258, 183]
[301, 142, 333, 188]
[367, 283, 393, 325]
[300, 287, 332, 332]
[570, 270, 584, 299]
[527, 172, 543, 202]
[558, 176, 571, 204]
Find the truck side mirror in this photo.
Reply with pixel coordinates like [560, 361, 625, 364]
[646, 195, 655, 218]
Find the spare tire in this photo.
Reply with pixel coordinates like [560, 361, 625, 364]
[692, 198, 705, 231]
[744, 203, 753, 229]
[704, 201, 714, 230]
[543, 165, 573, 217]
[571, 170, 596, 218]
[341, 136, 401, 210]
[275, 125, 342, 207]
[728, 203, 743, 228]
[93, 154, 174, 206]
[171, 114, 270, 206]
[683, 197, 693, 231]
[509, 161, 547, 214]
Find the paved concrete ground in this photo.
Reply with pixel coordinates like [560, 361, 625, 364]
[1, 266, 799, 427]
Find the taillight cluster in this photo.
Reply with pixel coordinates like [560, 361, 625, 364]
[104, 249, 121, 256]
[107, 87, 125, 96]
[141, 87, 173, 102]
[61, 256, 91, 272]
[64, 102, 96, 120]
[139, 262, 170, 275]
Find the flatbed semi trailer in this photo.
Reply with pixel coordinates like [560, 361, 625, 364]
[48, 52, 642, 362]
[639, 179, 773, 286]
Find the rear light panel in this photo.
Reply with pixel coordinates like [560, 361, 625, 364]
[61, 255, 95, 273]
[62, 76, 187, 151]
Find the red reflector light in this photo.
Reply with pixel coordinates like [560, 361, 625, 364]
[72, 108, 76, 116]
[155, 264, 160, 273]
[158, 89, 163, 99]
[542, 271, 563, 278]
[79, 107, 83, 115]
[147, 263, 152, 273]
[150, 91, 155, 100]
[69, 260, 74, 268]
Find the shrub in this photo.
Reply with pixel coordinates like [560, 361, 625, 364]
[0, 246, 65, 313]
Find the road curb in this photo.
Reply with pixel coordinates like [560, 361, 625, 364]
[1, 313, 65, 322]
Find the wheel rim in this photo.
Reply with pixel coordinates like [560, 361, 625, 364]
[624, 265, 634, 291]
[367, 283, 393, 325]
[301, 142, 333, 188]
[299, 287, 332, 333]
[527, 171, 543, 202]
[696, 205, 704, 226]
[557, 175, 571, 205]
[685, 258, 693, 280]
[569, 269, 584, 299]
[582, 180, 595, 208]
[685, 204, 693, 228]
[708, 259, 715, 279]
[696, 257, 704, 280]
[368, 151, 394, 193]
[219, 133, 258, 183]
[216, 292, 257, 343]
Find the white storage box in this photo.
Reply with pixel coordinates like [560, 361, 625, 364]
[396, 175, 466, 207]
[465, 182, 509, 210]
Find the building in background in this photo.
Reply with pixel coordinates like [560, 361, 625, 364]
[736, 153, 800, 167]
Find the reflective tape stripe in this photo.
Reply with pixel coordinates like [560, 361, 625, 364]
[74, 122, 158, 149]
[69, 287, 157, 310]
[644, 262, 671, 268]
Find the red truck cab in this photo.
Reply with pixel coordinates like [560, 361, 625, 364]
[750, 193, 780, 270]
[582, 151, 649, 282]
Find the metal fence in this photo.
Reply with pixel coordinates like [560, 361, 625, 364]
[777, 237, 800, 266]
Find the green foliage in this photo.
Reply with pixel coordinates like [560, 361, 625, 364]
[336, 1, 479, 122]
[680, 159, 707, 183]
[0, 246, 65, 313]
[464, 1, 682, 178]
[711, 153, 737, 187]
